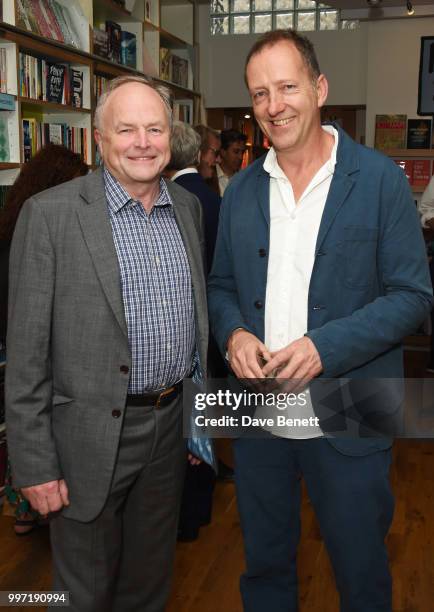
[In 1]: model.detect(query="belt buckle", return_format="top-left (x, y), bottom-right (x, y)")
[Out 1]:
top-left (156, 385), bottom-right (175, 408)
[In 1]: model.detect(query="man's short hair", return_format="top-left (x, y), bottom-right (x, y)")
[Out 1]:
top-left (194, 124), bottom-right (221, 153)
top-left (167, 121), bottom-right (201, 171)
top-left (244, 29), bottom-right (321, 87)
top-left (94, 75), bottom-right (172, 132)
top-left (220, 129), bottom-right (247, 151)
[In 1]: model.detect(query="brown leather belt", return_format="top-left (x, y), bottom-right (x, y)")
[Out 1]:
top-left (126, 380), bottom-right (183, 408)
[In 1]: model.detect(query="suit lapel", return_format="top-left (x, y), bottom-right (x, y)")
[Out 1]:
top-left (315, 126), bottom-right (359, 254)
top-left (76, 169), bottom-right (128, 337)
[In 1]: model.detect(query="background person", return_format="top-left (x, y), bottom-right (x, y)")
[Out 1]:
top-left (216, 129), bottom-right (247, 196)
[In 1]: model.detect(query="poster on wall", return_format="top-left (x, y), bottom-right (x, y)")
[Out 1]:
top-left (417, 36), bottom-right (434, 116)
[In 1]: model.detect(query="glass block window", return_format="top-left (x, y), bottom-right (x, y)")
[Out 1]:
top-left (210, 1), bottom-right (357, 35)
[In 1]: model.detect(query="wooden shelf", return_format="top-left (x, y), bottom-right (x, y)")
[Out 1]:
top-left (19, 97), bottom-right (92, 113)
top-left (384, 149), bottom-right (434, 158)
top-left (0, 163), bottom-right (20, 170)
top-left (159, 27), bottom-right (190, 48)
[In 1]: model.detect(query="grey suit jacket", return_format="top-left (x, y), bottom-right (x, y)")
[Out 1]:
top-left (5, 168), bottom-right (208, 522)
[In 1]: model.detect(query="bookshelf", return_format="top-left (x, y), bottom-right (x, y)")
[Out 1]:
top-left (385, 149), bottom-right (434, 195)
top-left (0, 0), bottom-right (200, 182)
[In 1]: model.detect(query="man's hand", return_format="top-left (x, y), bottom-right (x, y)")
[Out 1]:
top-left (262, 337), bottom-right (323, 391)
top-left (227, 329), bottom-right (271, 379)
top-left (188, 453), bottom-right (202, 466)
top-left (21, 479), bottom-right (69, 516)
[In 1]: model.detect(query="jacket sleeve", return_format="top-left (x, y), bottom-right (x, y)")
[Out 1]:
top-left (208, 185), bottom-right (255, 357)
top-left (307, 170), bottom-right (433, 377)
top-left (5, 197), bottom-right (62, 488)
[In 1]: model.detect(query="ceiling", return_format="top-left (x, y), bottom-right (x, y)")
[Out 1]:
top-left (325, 0), bottom-right (434, 6)
top-left (324, 0), bottom-right (434, 20)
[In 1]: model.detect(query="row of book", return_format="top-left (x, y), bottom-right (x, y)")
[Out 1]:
top-left (160, 48), bottom-right (190, 89)
top-left (375, 115), bottom-right (433, 150)
top-left (20, 53), bottom-right (84, 108)
top-left (16, 0), bottom-right (81, 49)
top-left (395, 159), bottom-right (432, 189)
top-left (93, 22), bottom-right (136, 68)
top-left (173, 100), bottom-right (193, 125)
top-left (94, 75), bottom-right (110, 104)
top-left (22, 118), bottom-right (88, 163)
top-left (0, 49), bottom-right (7, 95)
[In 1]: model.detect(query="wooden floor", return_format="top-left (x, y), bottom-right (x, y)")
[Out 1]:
top-left (1, 349), bottom-right (434, 611)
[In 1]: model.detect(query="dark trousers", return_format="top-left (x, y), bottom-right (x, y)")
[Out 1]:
top-left (233, 437), bottom-right (394, 612)
top-left (49, 395), bottom-right (186, 612)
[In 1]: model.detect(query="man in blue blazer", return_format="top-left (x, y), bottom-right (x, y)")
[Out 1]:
top-left (208, 30), bottom-right (433, 612)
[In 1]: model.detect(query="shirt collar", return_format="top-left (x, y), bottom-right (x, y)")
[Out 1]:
top-left (171, 167), bottom-right (198, 181)
top-left (103, 166), bottom-right (172, 213)
top-left (262, 125), bottom-right (339, 180)
top-left (216, 164), bottom-right (227, 179)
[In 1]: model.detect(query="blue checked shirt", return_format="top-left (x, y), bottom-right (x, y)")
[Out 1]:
top-left (104, 168), bottom-right (195, 393)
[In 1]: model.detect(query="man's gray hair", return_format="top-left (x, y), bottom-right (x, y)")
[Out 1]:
top-left (166, 121), bottom-right (201, 171)
top-left (94, 75), bottom-right (172, 132)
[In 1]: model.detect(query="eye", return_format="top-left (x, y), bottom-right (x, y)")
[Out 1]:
top-left (252, 90), bottom-right (266, 102)
top-left (148, 127), bottom-right (162, 134)
top-left (283, 84), bottom-right (296, 92)
top-left (119, 128), bottom-right (132, 133)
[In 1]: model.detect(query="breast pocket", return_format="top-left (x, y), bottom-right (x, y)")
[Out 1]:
top-left (343, 227), bottom-right (379, 289)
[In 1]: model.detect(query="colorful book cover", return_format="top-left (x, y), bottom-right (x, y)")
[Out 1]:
top-left (46, 62), bottom-right (65, 104)
top-left (121, 31), bottom-right (136, 68)
top-left (70, 69), bottom-right (83, 108)
top-left (159, 47), bottom-right (171, 82)
top-left (374, 115), bottom-right (407, 150)
top-left (22, 119), bottom-right (32, 162)
top-left (171, 54), bottom-right (189, 88)
top-left (0, 114), bottom-right (9, 162)
top-left (93, 28), bottom-right (109, 59)
top-left (406, 119), bottom-right (432, 149)
top-left (27, 0), bottom-right (51, 38)
top-left (106, 21), bottom-right (122, 64)
top-left (412, 160), bottom-right (431, 188)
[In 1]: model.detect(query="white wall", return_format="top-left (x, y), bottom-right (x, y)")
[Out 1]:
top-left (365, 18), bottom-right (434, 146)
top-left (197, 4), bottom-right (368, 108)
top-left (197, 6), bottom-right (434, 147)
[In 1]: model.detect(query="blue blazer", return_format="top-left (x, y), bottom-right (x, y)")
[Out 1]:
top-left (208, 126), bottom-right (433, 456)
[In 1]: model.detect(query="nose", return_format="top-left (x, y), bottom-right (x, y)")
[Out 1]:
top-left (267, 91), bottom-right (285, 117)
top-left (135, 128), bottom-right (149, 148)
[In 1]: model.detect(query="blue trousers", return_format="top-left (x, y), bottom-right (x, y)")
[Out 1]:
top-left (233, 437), bottom-right (394, 612)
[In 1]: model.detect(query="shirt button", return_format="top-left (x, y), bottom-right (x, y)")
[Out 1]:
top-left (254, 300), bottom-right (263, 309)
top-left (313, 305), bottom-right (324, 311)
top-left (112, 409), bottom-right (122, 418)
top-left (120, 365), bottom-right (129, 374)
top-left (258, 248), bottom-right (266, 257)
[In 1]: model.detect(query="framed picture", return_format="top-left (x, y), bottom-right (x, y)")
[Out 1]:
top-left (417, 36), bottom-right (434, 116)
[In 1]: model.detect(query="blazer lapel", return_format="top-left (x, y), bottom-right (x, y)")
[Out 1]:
top-left (76, 169), bottom-right (128, 337)
top-left (315, 126), bottom-right (359, 254)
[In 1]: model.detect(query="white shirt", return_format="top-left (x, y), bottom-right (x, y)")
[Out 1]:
top-left (419, 175), bottom-right (434, 228)
top-left (171, 167), bottom-right (198, 181)
top-left (216, 163), bottom-right (230, 196)
top-left (262, 125), bottom-right (338, 439)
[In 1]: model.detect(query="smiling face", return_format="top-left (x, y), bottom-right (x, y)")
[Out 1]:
top-left (246, 40), bottom-right (328, 156)
top-left (94, 82), bottom-right (171, 197)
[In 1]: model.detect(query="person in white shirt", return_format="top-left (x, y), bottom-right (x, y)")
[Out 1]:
top-left (216, 129), bottom-right (247, 195)
top-left (208, 29), bottom-right (432, 612)
top-left (419, 176), bottom-right (434, 371)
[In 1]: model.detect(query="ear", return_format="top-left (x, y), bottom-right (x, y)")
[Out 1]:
top-left (316, 74), bottom-right (329, 109)
top-left (94, 129), bottom-right (103, 157)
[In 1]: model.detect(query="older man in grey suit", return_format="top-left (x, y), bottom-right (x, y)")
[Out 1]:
top-left (6, 75), bottom-right (208, 611)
